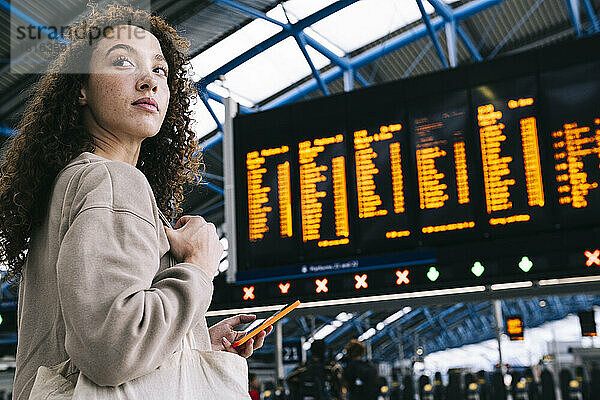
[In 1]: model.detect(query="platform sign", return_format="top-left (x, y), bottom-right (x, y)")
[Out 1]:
top-left (282, 340), bottom-right (303, 364)
top-left (506, 316), bottom-right (524, 341)
top-left (577, 310), bottom-right (597, 337)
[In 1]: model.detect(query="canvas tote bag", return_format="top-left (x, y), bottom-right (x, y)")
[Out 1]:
top-left (29, 330), bottom-right (250, 399)
top-left (29, 209), bottom-right (250, 399)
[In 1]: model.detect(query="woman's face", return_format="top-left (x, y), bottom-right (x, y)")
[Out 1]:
top-left (79, 24), bottom-right (170, 142)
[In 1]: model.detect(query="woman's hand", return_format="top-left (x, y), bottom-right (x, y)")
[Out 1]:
top-left (164, 215), bottom-right (223, 277)
top-left (208, 314), bottom-right (273, 358)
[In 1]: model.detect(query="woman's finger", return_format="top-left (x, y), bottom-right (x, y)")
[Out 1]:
top-left (173, 215), bottom-right (193, 229)
top-left (240, 339), bottom-right (254, 358)
top-left (221, 337), bottom-right (237, 354)
top-left (222, 314), bottom-right (256, 328)
top-left (253, 330), bottom-right (267, 350)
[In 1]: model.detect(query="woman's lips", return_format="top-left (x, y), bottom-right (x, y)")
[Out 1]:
top-left (132, 103), bottom-right (158, 112)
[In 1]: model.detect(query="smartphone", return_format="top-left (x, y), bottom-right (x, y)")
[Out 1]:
top-left (232, 300), bottom-right (301, 347)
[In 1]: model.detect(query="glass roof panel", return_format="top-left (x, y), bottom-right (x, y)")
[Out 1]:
top-left (309, 0), bottom-right (435, 53)
top-left (190, 18), bottom-right (282, 81)
top-left (222, 36), bottom-right (330, 104)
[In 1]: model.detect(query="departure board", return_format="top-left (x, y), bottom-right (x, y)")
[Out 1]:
top-left (246, 145), bottom-right (293, 242)
top-left (292, 97), bottom-right (354, 262)
top-left (347, 88), bottom-right (416, 251)
top-left (298, 134), bottom-right (350, 248)
top-left (352, 123), bottom-right (413, 241)
top-left (410, 91), bottom-right (478, 236)
top-left (234, 107), bottom-right (300, 271)
top-left (542, 62), bottom-right (600, 226)
top-left (471, 76), bottom-right (548, 231)
top-left (230, 34), bottom-right (600, 287)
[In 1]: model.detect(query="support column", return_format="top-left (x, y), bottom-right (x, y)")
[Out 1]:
top-left (493, 300), bottom-right (504, 372)
top-left (445, 19), bottom-right (457, 68)
top-left (276, 321), bottom-right (284, 380)
top-left (343, 65), bottom-right (354, 92)
top-left (223, 86), bottom-right (238, 283)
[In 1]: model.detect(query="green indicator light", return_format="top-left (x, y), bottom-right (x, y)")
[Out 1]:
top-left (427, 266), bottom-right (440, 282)
top-left (519, 256), bottom-right (533, 272)
top-left (471, 262), bottom-right (485, 277)
top-left (0, 314), bottom-right (3, 326)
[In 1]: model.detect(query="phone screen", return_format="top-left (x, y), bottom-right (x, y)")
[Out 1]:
top-left (232, 300), bottom-right (301, 347)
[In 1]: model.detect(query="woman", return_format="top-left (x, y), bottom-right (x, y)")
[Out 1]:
top-left (0, 4), bottom-right (269, 399)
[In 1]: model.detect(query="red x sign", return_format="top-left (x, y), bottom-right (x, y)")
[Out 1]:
top-left (315, 278), bottom-right (328, 293)
top-left (585, 249), bottom-right (600, 267)
top-left (396, 269), bottom-right (410, 285)
top-left (243, 286), bottom-right (255, 300)
top-left (278, 282), bottom-right (291, 294)
top-left (354, 274), bottom-right (368, 289)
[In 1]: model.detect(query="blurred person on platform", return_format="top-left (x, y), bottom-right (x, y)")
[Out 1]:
top-left (540, 368), bottom-right (556, 400)
top-left (249, 372), bottom-right (261, 400)
top-left (0, 4), bottom-right (271, 399)
top-left (524, 367), bottom-right (540, 400)
top-left (286, 339), bottom-right (343, 399)
top-left (342, 339), bottom-right (378, 400)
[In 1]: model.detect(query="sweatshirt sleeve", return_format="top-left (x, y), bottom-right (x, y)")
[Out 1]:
top-left (56, 161), bottom-right (214, 387)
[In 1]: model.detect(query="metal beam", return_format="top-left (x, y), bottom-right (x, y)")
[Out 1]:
top-left (325, 311), bottom-right (372, 344)
top-left (205, 89), bottom-right (254, 114)
top-left (416, 0), bottom-right (449, 68)
top-left (457, 23), bottom-right (483, 61)
top-left (202, 172), bottom-right (224, 182)
top-left (202, 181), bottom-right (224, 196)
top-left (354, 70), bottom-right (370, 87)
top-left (565, 0), bottom-right (583, 36)
top-left (445, 19), bottom-right (458, 67)
top-left (212, 0), bottom-right (288, 28)
top-left (200, 132), bottom-right (222, 151)
top-left (0, 0), bottom-right (69, 44)
top-left (343, 65), bottom-right (354, 91)
top-left (403, 40), bottom-right (434, 78)
top-left (199, 91), bottom-right (223, 133)
top-left (0, 125), bottom-right (15, 137)
top-left (194, 200), bottom-right (225, 216)
top-left (212, 0), bottom-right (353, 72)
top-left (203, 0), bottom-right (361, 84)
top-left (371, 309), bottom-right (422, 345)
top-left (426, 0), bottom-right (454, 21)
top-left (582, 0), bottom-right (600, 33)
top-left (303, 35), bottom-right (351, 69)
top-left (488, 0), bottom-right (544, 59)
top-left (294, 32), bottom-right (330, 95)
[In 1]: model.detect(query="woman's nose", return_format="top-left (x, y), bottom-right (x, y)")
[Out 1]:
top-left (136, 70), bottom-right (158, 93)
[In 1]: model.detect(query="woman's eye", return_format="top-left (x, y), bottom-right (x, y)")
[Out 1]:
top-left (113, 56), bottom-right (133, 67)
top-left (155, 66), bottom-right (168, 77)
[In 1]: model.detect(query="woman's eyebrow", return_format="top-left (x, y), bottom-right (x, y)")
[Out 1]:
top-left (105, 43), bottom-right (167, 63)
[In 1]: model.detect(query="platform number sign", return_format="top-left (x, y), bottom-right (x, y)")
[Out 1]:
top-left (282, 340), bottom-right (302, 364)
top-left (506, 316), bottom-right (524, 341)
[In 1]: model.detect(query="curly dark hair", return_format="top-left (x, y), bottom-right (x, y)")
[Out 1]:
top-left (0, 2), bottom-right (204, 280)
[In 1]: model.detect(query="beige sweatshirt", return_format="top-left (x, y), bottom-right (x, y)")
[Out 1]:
top-left (13, 151), bottom-right (214, 399)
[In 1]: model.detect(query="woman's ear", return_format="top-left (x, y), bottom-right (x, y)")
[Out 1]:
top-left (78, 87), bottom-right (87, 106)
